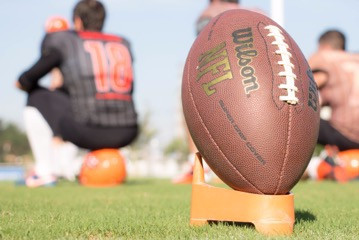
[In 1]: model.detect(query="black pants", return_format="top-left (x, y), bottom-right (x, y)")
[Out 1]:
top-left (27, 88), bottom-right (138, 150)
top-left (318, 119), bottom-right (359, 151)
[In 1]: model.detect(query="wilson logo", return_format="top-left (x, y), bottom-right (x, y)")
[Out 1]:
top-left (232, 27), bottom-right (259, 96)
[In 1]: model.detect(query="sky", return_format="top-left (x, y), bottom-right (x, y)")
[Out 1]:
top-left (1, 0), bottom-right (359, 146)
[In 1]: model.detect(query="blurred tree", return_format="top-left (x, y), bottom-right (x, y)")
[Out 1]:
top-left (126, 110), bottom-right (157, 161)
top-left (0, 120), bottom-right (31, 162)
top-left (130, 110), bottom-right (157, 150)
top-left (164, 137), bottom-right (189, 163)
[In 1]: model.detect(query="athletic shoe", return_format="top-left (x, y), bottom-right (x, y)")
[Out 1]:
top-left (16, 175), bottom-right (57, 187)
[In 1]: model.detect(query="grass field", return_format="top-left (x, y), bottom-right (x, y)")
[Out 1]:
top-left (0, 179), bottom-right (358, 239)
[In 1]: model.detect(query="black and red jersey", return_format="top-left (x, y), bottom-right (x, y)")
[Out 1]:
top-left (25, 30), bottom-right (137, 127)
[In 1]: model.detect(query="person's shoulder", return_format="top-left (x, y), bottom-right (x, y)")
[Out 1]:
top-left (308, 50), bottom-right (334, 71)
top-left (105, 32), bottom-right (131, 45)
top-left (45, 30), bottom-right (77, 39)
top-left (308, 50), bottom-right (323, 63)
top-left (344, 52), bottom-right (359, 62)
top-left (41, 30), bottom-right (75, 52)
top-left (43, 30), bottom-right (77, 45)
top-left (317, 50), bottom-right (357, 65)
top-left (77, 31), bottom-right (129, 43)
top-left (310, 50), bottom-right (338, 63)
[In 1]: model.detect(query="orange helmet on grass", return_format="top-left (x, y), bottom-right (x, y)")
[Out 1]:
top-left (337, 149), bottom-right (359, 180)
top-left (79, 149), bottom-right (127, 187)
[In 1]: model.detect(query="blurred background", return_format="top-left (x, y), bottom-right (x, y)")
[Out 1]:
top-left (1, 0), bottom-right (359, 178)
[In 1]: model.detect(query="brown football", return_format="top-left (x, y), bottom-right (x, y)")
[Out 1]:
top-left (182, 9), bottom-right (320, 195)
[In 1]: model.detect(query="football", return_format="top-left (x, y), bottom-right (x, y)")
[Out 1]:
top-left (182, 9), bottom-right (320, 195)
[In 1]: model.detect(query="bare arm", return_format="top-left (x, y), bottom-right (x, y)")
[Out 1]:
top-left (312, 69), bottom-right (329, 90)
top-left (16, 47), bottom-right (62, 93)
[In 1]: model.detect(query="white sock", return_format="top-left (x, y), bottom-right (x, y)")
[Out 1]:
top-left (24, 107), bottom-right (54, 177)
top-left (306, 157), bottom-right (322, 180)
top-left (52, 142), bottom-right (83, 181)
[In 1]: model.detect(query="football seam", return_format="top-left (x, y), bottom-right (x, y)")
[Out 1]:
top-left (288, 38), bottom-right (305, 114)
top-left (275, 105), bottom-right (293, 194)
top-left (186, 53), bottom-right (263, 194)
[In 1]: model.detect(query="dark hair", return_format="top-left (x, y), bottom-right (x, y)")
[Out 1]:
top-left (319, 30), bottom-right (346, 50)
top-left (73, 0), bottom-right (106, 31)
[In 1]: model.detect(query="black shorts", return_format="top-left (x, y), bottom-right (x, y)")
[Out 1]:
top-left (27, 87), bottom-right (138, 150)
top-left (318, 119), bottom-right (359, 151)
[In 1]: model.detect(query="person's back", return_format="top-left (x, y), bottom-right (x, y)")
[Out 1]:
top-left (16, 0), bottom-right (138, 186)
top-left (310, 50), bottom-right (359, 142)
top-left (297, 30), bottom-right (359, 182)
top-left (43, 30), bottom-right (137, 127)
top-left (309, 29), bottom-right (359, 147)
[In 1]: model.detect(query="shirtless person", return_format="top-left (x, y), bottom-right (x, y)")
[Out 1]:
top-left (306, 30), bottom-right (359, 181)
top-left (309, 30), bottom-right (359, 150)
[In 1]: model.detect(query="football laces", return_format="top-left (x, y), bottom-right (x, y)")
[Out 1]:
top-left (265, 25), bottom-right (298, 105)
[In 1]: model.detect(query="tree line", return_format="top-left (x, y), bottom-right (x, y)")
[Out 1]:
top-left (0, 120), bottom-right (31, 162)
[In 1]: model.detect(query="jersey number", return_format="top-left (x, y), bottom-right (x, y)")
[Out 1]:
top-left (84, 41), bottom-right (133, 94)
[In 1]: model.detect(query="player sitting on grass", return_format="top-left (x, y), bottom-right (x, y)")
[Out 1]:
top-left (306, 145), bottom-right (359, 182)
top-left (16, 0), bottom-right (138, 187)
top-left (306, 30), bottom-right (359, 182)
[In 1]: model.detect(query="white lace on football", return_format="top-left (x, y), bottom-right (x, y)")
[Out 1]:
top-left (265, 25), bottom-right (298, 105)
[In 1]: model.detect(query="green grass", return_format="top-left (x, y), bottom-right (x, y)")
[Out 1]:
top-left (0, 179), bottom-right (358, 239)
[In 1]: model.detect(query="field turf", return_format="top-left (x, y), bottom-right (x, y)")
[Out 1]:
top-left (0, 179), bottom-right (358, 239)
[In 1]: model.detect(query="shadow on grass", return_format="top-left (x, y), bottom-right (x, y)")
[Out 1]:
top-left (208, 221), bottom-right (255, 229)
top-left (124, 178), bottom-right (165, 186)
top-left (295, 209), bottom-right (316, 223)
top-left (202, 210), bottom-right (316, 229)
